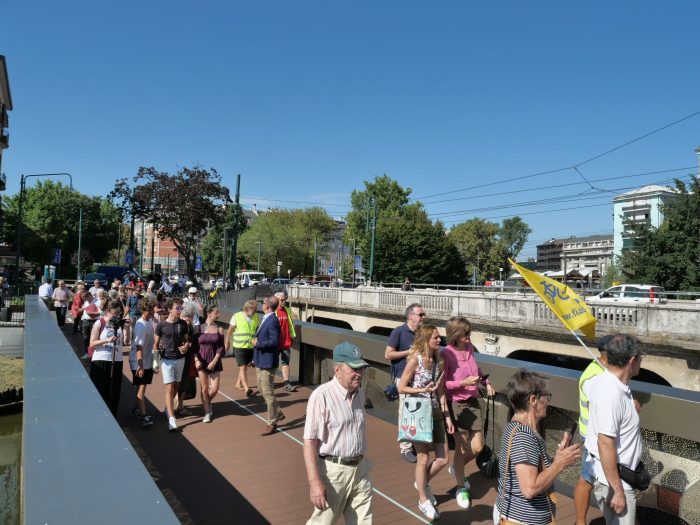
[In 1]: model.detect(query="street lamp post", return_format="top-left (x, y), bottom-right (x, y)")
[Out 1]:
top-left (15, 172), bottom-right (73, 280)
top-left (255, 241), bottom-right (262, 271)
top-left (499, 267), bottom-right (504, 291)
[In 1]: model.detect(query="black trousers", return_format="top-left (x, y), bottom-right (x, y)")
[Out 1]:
top-left (55, 306), bottom-right (67, 326)
top-left (82, 319), bottom-right (97, 355)
top-left (89, 360), bottom-right (123, 417)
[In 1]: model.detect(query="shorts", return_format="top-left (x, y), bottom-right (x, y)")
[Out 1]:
top-left (580, 444), bottom-right (594, 483)
top-left (449, 398), bottom-right (483, 433)
top-left (432, 407), bottom-right (448, 444)
top-left (161, 358), bottom-right (185, 384)
top-left (280, 348), bottom-right (291, 366)
top-left (234, 347), bottom-right (253, 366)
top-left (131, 368), bottom-right (154, 385)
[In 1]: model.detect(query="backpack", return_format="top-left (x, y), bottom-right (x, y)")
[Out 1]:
top-left (87, 318), bottom-right (107, 358)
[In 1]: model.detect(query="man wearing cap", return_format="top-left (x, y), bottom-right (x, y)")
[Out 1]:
top-left (303, 342), bottom-right (372, 524)
top-left (274, 291), bottom-right (297, 392)
top-left (183, 286), bottom-right (203, 326)
top-left (574, 335), bottom-right (611, 525)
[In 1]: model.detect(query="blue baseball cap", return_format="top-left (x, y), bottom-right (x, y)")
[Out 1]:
top-left (333, 342), bottom-right (369, 369)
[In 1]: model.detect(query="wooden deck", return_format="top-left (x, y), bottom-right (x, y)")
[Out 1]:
top-left (63, 326), bottom-right (601, 524)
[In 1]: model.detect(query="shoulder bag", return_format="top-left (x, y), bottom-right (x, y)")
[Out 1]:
top-left (397, 359), bottom-right (436, 443)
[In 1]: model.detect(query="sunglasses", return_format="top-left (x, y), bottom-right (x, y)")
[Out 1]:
top-left (174, 306), bottom-right (183, 311)
top-left (413, 312), bottom-right (426, 318)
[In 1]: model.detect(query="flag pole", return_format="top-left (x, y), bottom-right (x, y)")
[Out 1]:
top-left (570, 329), bottom-right (604, 369)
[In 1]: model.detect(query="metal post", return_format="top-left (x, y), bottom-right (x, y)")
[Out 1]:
top-left (139, 220), bottom-right (145, 275)
top-left (77, 207), bottom-right (83, 280)
top-left (228, 174), bottom-right (241, 287)
top-left (222, 228), bottom-right (228, 285)
top-left (313, 236), bottom-right (317, 281)
top-left (352, 238), bottom-right (356, 288)
top-left (128, 212), bottom-right (135, 272)
top-left (256, 241), bottom-right (262, 271)
top-left (116, 222), bottom-right (121, 266)
top-left (369, 198), bottom-right (376, 285)
top-left (150, 222), bottom-right (156, 274)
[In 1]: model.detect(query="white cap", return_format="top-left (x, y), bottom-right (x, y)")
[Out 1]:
top-left (188, 287), bottom-right (198, 294)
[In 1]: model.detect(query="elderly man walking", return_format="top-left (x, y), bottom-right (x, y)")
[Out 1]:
top-left (51, 280), bottom-right (71, 326)
top-left (304, 342), bottom-right (372, 525)
top-left (584, 334), bottom-right (644, 525)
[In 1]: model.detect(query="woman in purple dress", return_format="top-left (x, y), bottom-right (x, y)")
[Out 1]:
top-left (194, 304), bottom-right (225, 423)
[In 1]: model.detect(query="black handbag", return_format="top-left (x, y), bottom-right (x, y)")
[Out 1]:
top-left (618, 461), bottom-right (651, 491)
top-left (476, 395), bottom-right (499, 478)
top-left (384, 382), bottom-right (399, 401)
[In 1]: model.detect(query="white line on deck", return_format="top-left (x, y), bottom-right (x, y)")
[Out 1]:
top-left (218, 389), bottom-right (431, 524)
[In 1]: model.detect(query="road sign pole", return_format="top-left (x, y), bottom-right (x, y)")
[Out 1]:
top-left (77, 207), bottom-right (83, 280)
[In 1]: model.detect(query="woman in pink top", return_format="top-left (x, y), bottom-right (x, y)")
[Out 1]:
top-left (441, 316), bottom-right (495, 509)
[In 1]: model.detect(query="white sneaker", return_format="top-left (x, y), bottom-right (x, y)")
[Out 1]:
top-left (455, 487), bottom-right (471, 509)
top-left (203, 412), bottom-right (212, 424)
top-left (418, 499), bottom-right (439, 521)
top-left (413, 481), bottom-right (437, 506)
top-left (168, 416), bottom-right (177, 431)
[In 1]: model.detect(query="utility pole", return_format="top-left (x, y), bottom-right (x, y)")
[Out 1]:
top-left (351, 238), bottom-right (356, 288)
top-left (76, 207), bottom-right (83, 280)
top-left (256, 241), bottom-right (262, 271)
top-left (222, 228), bottom-right (228, 285)
top-left (313, 236), bottom-right (317, 281)
top-left (228, 174), bottom-right (241, 287)
top-left (128, 211), bottom-right (135, 272)
top-left (139, 220), bottom-right (145, 275)
top-left (116, 222), bottom-right (122, 266)
top-left (369, 197), bottom-right (377, 285)
top-left (150, 222), bottom-right (156, 274)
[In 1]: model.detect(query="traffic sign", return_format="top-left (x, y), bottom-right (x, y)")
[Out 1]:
top-left (328, 266), bottom-right (334, 275)
top-left (125, 249), bottom-right (135, 265)
top-left (195, 255), bottom-right (203, 271)
top-left (354, 255), bottom-right (362, 270)
top-left (52, 248), bottom-right (61, 264)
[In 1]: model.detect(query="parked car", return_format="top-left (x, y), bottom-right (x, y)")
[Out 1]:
top-left (586, 284), bottom-right (668, 305)
top-left (84, 272), bottom-right (108, 287)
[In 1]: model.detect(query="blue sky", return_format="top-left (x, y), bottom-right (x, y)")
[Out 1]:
top-left (3, 0), bottom-right (699, 259)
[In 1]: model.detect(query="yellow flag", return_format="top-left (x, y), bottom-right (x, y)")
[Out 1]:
top-left (509, 259), bottom-right (596, 339)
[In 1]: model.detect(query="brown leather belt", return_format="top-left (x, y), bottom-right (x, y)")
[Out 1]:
top-left (320, 455), bottom-right (363, 466)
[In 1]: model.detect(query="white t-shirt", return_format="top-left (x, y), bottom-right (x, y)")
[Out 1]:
top-left (583, 370), bottom-right (642, 490)
top-left (89, 285), bottom-right (103, 297)
top-left (130, 317), bottom-right (155, 370)
top-left (91, 319), bottom-right (123, 363)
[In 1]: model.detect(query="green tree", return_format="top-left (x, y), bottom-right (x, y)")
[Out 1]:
top-left (236, 208), bottom-right (336, 278)
top-left (110, 166), bottom-right (231, 281)
top-left (447, 218), bottom-right (500, 283)
top-left (198, 204), bottom-right (248, 276)
top-left (345, 175), bottom-right (465, 283)
top-left (498, 217), bottom-right (532, 266)
top-left (2, 180), bottom-right (123, 278)
top-left (619, 177), bottom-right (700, 290)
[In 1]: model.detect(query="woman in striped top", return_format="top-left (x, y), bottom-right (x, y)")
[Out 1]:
top-left (398, 324), bottom-right (454, 521)
top-left (495, 370), bottom-right (580, 525)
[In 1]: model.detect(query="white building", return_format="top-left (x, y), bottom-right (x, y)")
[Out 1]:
top-left (561, 234), bottom-right (614, 273)
top-left (612, 185), bottom-right (678, 259)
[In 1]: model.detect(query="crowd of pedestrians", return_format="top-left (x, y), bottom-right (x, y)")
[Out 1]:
top-left (50, 277), bottom-right (645, 524)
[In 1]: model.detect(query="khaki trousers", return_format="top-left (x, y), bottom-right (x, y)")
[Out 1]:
top-left (256, 368), bottom-right (281, 424)
top-left (593, 480), bottom-right (636, 525)
top-left (307, 457), bottom-right (373, 525)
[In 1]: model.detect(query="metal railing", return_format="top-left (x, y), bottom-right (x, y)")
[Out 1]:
top-left (294, 321), bottom-right (700, 524)
top-left (23, 297), bottom-right (179, 524)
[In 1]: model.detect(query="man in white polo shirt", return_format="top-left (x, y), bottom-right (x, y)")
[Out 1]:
top-left (583, 334), bottom-right (643, 525)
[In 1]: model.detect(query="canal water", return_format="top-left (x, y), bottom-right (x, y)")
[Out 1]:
top-left (0, 413), bottom-right (21, 524)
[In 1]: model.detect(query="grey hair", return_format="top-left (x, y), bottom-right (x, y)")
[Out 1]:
top-left (605, 334), bottom-right (643, 368)
top-left (181, 302), bottom-right (197, 318)
top-left (107, 289), bottom-right (118, 299)
top-left (405, 302), bottom-right (423, 319)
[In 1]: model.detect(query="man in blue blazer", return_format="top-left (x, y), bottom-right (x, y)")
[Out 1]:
top-left (253, 295), bottom-right (284, 435)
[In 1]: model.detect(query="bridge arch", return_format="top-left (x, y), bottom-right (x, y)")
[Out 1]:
top-left (308, 316), bottom-right (353, 330)
top-left (506, 350), bottom-right (671, 387)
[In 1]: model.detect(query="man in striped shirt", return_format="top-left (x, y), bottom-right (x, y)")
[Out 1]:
top-left (303, 342), bottom-right (372, 524)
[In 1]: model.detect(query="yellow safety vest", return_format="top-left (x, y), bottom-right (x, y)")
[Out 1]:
top-left (231, 311), bottom-right (259, 349)
top-left (284, 306), bottom-right (296, 339)
top-left (578, 360), bottom-right (605, 438)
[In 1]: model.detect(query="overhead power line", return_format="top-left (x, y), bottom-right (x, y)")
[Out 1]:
top-left (413, 110), bottom-right (700, 201)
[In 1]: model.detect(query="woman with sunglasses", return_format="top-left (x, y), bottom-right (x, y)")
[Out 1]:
top-left (495, 369), bottom-right (581, 525)
top-left (442, 316), bottom-right (495, 509)
top-left (398, 324), bottom-right (454, 521)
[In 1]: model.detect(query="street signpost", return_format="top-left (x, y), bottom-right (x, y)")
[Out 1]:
top-left (52, 248), bottom-right (61, 264)
top-left (195, 255), bottom-right (203, 271)
top-left (328, 266), bottom-right (334, 275)
top-left (125, 249), bottom-right (135, 265)
top-left (354, 255), bottom-right (362, 270)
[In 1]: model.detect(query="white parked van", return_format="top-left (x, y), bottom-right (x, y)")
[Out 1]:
top-left (237, 271), bottom-right (266, 285)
